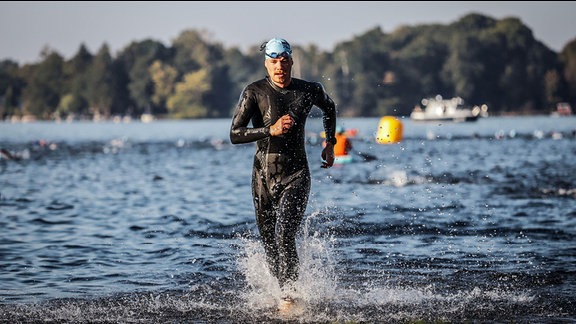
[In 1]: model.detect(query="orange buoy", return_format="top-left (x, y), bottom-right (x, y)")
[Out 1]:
top-left (376, 116), bottom-right (403, 144)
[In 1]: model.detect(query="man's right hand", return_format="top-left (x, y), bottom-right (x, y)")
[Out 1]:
top-left (270, 114), bottom-right (294, 136)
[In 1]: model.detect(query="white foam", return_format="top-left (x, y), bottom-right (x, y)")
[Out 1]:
top-left (235, 210), bottom-right (537, 321)
top-left (235, 210), bottom-right (340, 310)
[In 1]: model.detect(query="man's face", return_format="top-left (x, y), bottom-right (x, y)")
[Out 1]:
top-left (265, 56), bottom-right (293, 88)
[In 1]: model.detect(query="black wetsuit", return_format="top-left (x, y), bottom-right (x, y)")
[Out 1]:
top-left (230, 76), bottom-right (336, 287)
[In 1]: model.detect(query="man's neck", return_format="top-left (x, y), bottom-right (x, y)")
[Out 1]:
top-left (267, 76), bottom-right (292, 89)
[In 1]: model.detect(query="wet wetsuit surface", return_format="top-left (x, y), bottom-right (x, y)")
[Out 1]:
top-left (230, 76), bottom-right (336, 287)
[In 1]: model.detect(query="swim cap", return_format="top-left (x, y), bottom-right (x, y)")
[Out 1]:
top-left (336, 125), bottom-right (344, 134)
top-left (263, 38), bottom-right (292, 59)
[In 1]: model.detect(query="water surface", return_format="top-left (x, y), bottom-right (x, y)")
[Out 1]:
top-left (1, 116), bottom-right (575, 322)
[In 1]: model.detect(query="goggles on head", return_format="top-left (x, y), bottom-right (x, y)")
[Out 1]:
top-left (265, 52), bottom-right (291, 59)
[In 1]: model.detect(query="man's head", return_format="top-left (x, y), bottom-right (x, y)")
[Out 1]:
top-left (263, 38), bottom-right (292, 59)
top-left (262, 38), bottom-right (293, 88)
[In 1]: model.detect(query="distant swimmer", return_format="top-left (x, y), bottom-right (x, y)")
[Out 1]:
top-left (1, 148), bottom-right (19, 161)
top-left (230, 37), bottom-right (338, 302)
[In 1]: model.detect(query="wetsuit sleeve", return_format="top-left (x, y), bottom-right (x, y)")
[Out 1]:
top-left (313, 82), bottom-right (337, 144)
top-left (230, 87), bottom-right (270, 144)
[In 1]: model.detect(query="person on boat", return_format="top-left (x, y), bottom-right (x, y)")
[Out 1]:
top-left (229, 38), bottom-right (337, 299)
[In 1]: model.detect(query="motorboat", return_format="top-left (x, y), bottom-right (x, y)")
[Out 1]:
top-left (410, 95), bottom-right (488, 122)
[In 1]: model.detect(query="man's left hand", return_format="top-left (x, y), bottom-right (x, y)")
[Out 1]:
top-left (321, 143), bottom-right (335, 168)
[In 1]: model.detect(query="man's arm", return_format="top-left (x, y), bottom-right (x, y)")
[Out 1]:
top-left (230, 88), bottom-right (271, 144)
top-left (312, 82), bottom-right (337, 146)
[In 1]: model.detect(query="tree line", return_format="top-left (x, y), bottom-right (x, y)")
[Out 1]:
top-left (1, 13), bottom-right (575, 121)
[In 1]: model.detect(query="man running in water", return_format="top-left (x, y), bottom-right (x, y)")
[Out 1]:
top-left (230, 38), bottom-right (337, 298)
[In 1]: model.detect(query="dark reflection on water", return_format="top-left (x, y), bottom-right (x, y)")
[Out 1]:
top-left (1, 116), bottom-right (575, 322)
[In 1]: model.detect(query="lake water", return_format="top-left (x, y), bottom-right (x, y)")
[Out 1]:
top-left (1, 116), bottom-right (575, 323)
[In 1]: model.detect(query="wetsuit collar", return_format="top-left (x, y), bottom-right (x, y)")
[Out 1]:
top-left (266, 76), bottom-right (292, 93)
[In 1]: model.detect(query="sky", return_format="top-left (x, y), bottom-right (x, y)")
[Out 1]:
top-left (1, 1), bottom-right (575, 65)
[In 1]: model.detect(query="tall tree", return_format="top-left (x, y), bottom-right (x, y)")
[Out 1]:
top-left (0, 60), bottom-right (24, 119)
top-left (560, 38), bottom-right (576, 103)
top-left (58, 43), bottom-right (93, 118)
top-left (171, 29), bottom-right (233, 117)
top-left (20, 49), bottom-right (64, 118)
top-left (85, 44), bottom-right (116, 119)
top-left (167, 68), bottom-right (210, 118)
top-left (149, 60), bottom-right (177, 113)
top-left (117, 39), bottom-right (170, 115)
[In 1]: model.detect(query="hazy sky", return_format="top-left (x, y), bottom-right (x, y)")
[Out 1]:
top-left (1, 1), bottom-right (575, 65)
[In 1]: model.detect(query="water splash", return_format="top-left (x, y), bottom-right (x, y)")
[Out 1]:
top-left (294, 210), bottom-right (340, 304)
top-left (235, 210), bottom-right (339, 311)
top-left (232, 208), bottom-right (548, 322)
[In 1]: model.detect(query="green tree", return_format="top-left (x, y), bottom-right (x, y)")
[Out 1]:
top-left (149, 60), bottom-right (177, 113)
top-left (167, 68), bottom-right (210, 118)
top-left (171, 29), bottom-right (217, 72)
top-left (117, 39), bottom-right (170, 115)
top-left (58, 43), bottom-right (93, 119)
top-left (85, 44), bottom-right (116, 119)
top-left (560, 38), bottom-right (576, 103)
top-left (20, 48), bottom-right (64, 118)
top-left (56, 93), bottom-right (86, 119)
top-left (1, 14), bottom-right (573, 119)
top-left (0, 60), bottom-right (24, 119)
top-left (543, 69), bottom-right (563, 108)
top-left (171, 29), bottom-right (234, 117)
top-left (223, 46), bottom-right (262, 115)
top-left (390, 24), bottom-right (450, 113)
top-left (332, 27), bottom-right (391, 116)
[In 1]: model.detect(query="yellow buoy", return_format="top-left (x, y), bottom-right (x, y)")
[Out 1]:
top-left (376, 116), bottom-right (403, 144)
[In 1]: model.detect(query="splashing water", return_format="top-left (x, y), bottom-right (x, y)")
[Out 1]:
top-left (235, 210), bottom-right (340, 312)
top-left (234, 208), bottom-right (547, 323)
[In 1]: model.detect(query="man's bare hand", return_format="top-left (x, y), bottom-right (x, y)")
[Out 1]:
top-left (270, 114), bottom-right (294, 136)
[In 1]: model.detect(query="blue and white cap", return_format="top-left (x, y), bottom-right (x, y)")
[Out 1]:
top-left (263, 38), bottom-right (292, 59)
